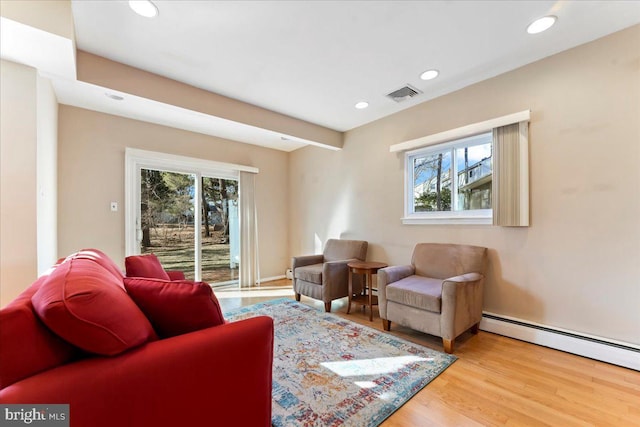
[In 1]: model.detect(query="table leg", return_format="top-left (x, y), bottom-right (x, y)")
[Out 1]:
top-left (361, 274), bottom-right (367, 313)
top-left (347, 268), bottom-right (352, 314)
top-left (367, 272), bottom-right (373, 321)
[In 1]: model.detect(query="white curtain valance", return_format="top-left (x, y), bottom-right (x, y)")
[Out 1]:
top-left (390, 110), bottom-right (530, 153)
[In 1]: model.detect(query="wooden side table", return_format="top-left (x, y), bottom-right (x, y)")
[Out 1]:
top-left (347, 261), bottom-right (388, 321)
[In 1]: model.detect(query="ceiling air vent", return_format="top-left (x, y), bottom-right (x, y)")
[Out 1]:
top-left (386, 84), bottom-right (422, 103)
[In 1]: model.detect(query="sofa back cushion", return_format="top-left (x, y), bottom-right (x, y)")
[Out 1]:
top-left (124, 277), bottom-right (225, 338)
top-left (323, 239), bottom-right (368, 262)
top-left (32, 256), bottom-right (157, 356)
top-left (125, 254), bottom-right (171, 281)
top-left (0, 276), bottom-right (79, 390)
top-left (412, 243), bottom-right (488, 279)
top-left (66, 248), bottom-right (125, 282)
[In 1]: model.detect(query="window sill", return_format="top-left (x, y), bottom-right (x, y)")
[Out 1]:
top-left (401, 214), bottom-right (492, 225)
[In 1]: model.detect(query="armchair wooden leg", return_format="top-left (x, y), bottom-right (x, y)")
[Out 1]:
top-left (443, 338), bottom-right (454, 354)
top-left (295, 293), bottom-right (301, 302)
top-left (470, 322), bottom-right (480, 334)
top-left (324, 302), bottom-right (332, 312)
top-left (382, 319), bottom-right (391, 331)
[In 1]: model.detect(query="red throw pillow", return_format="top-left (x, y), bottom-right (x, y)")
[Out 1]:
top-left (71, 248), bottom-right (125, 282)
top-left (125, 254), bottom-right (171, 280)
top-left (124, 277), bottom-right (225, 338)
top-left (32, 257), bottom-right (157, 356)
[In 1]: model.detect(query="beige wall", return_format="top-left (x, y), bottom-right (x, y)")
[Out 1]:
top-left (58, 106), bottom-right (290, 279)
top-left (289, 26), bottom-right (640, 345)
top-left (0, 0), bottom-right (75, 42)
top-left (0, 60), bottom-right (38, 306)
top-left (36, 75), bottom-right (58, 275)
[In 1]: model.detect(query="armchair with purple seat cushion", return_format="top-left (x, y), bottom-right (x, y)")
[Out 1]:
top-left (291, 239), bottom-right (368, 312)
top-left (378, 243), bottom-right (488, 354)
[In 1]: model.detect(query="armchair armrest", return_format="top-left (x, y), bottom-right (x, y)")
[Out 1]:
top-left (377, 265), bottom-right (414, 319)
top-left (292, 254), bottom-right (324, 270)
top-left (322, 259), bottom-right (354, 283)
top-left (443, 272), bottom-right (483, 284)
top-left (166, 270), bottom-right (186, 281)
top-left (378, 265), bottom-right (415, 286)
top-left (0, 316), bottom-right (274, 427)
top-left (441, 272), bottom-right (485, 340)
top-left (323, 259), bottom-right (358, 299)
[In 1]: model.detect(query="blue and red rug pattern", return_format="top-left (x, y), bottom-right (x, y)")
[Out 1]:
top-left (225, 298), bottom-right (456, 427)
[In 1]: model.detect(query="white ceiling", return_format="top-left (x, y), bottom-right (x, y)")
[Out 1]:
top-left (3, 2), bottom-right (638, 151)
top-left (70, 0), bottom-right (640, 134)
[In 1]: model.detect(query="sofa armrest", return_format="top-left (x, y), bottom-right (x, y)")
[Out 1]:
top-left (166, 270), bottom-right (186, 281)
top-left (0, 316), bottom-right (274, 427)
top-left (441, 273), bottom-right (485, 340)
top-left (292, 254), bottom-right (324, 270)
top-left (377, 265), bottom-right (415, 319)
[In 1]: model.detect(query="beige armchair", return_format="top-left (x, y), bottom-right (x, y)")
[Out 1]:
top-left (378, 243), bottom-right (488, 353)
top-left (292, 239), bottom-right (368, 312)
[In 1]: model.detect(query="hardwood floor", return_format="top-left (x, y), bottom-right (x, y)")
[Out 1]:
top-left (216, 280), bottom-right (640, 426)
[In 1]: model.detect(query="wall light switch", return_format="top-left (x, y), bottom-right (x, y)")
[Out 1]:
top-left (110, 201), bottom-right (118, 212)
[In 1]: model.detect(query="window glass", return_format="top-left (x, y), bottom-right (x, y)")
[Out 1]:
top-left (413, 151), bottom-right (452, 212)
top-left (455, 142), bottom-right (492, 210)
top-left (406, 132), bottom-right (492, 220)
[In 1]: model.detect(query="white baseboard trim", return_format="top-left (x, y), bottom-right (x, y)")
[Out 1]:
top-left (480, 312), bottom-right (640, 371)
top-left (259, 275), bottom-right (286, 283)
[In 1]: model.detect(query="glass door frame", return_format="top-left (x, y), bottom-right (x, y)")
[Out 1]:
top-left (124, 148), bottom-right (258, 281)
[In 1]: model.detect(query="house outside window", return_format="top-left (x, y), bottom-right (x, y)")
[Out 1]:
top-left (405, 132), bottom-right (493, 224)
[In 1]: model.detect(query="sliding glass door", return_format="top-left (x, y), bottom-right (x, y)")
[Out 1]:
top-left (200, 177), bottom-right (239, 283)
top-left (126, 148), bottom-right (260, 287)
top-left (138, 168), bottom-right (239, 285)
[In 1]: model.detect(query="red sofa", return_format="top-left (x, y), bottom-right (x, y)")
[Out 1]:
top-left (0, 250), bottom-right (274, 427)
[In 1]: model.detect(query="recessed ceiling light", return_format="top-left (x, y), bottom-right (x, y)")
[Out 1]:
top-left (129, 0), bottom-right (158, 18)
top-left (105, 93), bottom-right (124, 101)
top-left (527, 16), bottom-right (556, 34)
top-left (420, 69), bottom-right (439, 81)
top-left (355, 101), bottom-right (369, 109)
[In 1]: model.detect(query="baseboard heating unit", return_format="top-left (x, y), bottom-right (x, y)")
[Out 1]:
top-left (480, 312), bottom-right (640, 371)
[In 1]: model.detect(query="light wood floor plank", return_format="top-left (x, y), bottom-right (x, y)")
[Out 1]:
top-left (443, 364), bottom-right (605, 427)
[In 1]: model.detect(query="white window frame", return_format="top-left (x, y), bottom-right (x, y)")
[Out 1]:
top-left (404, 132), bottom-right (493, 225)
top-left (394, 110), bottom-right (530, 226)
top-left (124, 148), bottom-right (258, 280)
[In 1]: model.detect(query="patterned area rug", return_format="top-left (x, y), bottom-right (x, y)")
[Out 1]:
top-left (224, 298), bottom-right (456, 427)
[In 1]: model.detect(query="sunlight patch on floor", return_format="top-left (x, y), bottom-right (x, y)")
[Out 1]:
top-left (215, 287), bottom-right (295, 299)
top-left (321, 355), bottom-right (431, 377)
top-left (354, 381), bottom-right (378, 389)
top-left (376, 392), bottom-right (398, 401)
